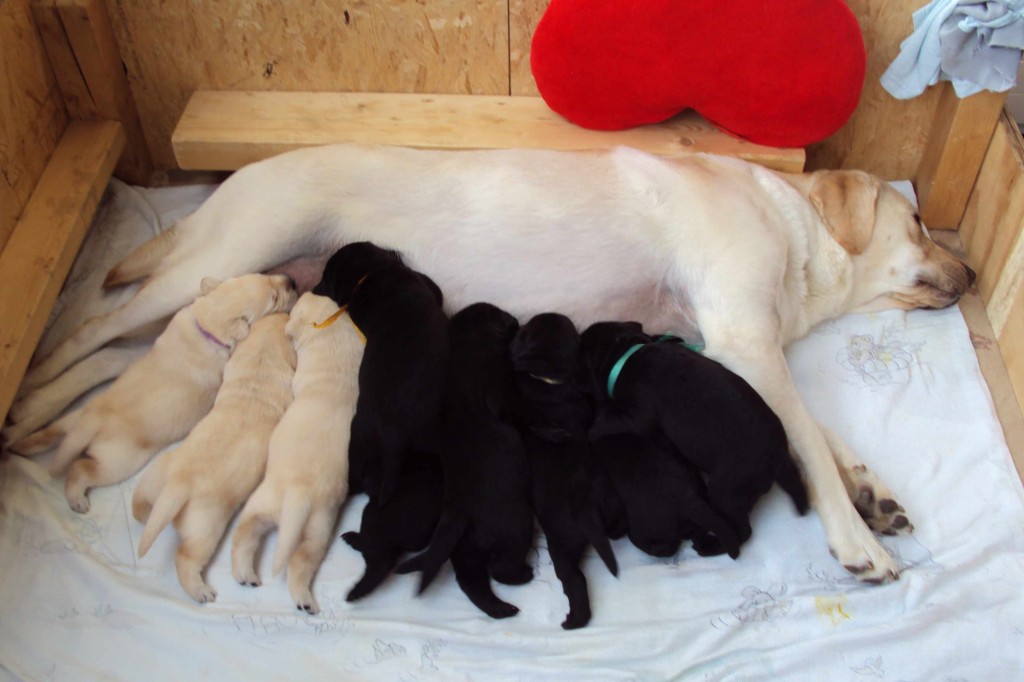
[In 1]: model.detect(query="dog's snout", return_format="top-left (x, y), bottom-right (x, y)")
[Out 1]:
top-left (965, 264), bottom-right (977, 288)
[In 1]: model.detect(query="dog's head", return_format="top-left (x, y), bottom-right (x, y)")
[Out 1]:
top-left (192, 273), bottom-right (296, 349)
top-left (312, 242), bottom-right (405, 305)
top-left (451, 302), bottom-right (521, 348)
top-left (579, 321), bottom-right (650, 398)
top-left (806, 170), bottom-right (976, 312)
top-left (285, 291), bottom-right (341, 347)
top-left (510, 313), bottom-right (592, 441)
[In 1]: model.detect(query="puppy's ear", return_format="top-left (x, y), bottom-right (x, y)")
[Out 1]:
top-left (808, 171), bottom-right (879, 255)
top-left (200, 277), bottom-right (222, 296)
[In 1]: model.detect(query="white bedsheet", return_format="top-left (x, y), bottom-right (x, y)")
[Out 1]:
top-left (2, 180), bottom-right (1023, 681)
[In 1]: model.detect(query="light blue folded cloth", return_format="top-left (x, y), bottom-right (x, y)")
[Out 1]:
top-left (881, 0), bottom-right (1024, 99)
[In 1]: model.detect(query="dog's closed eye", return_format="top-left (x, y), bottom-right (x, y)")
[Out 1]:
top-left (529, 373), bottom-right (564, 385)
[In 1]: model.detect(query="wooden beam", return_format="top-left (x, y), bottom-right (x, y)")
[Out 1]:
top-left (0, 120), bottom-right (124, 422)
top-left (32, 0), bottom-right (152, 185)
top-left (914, 82), bottom-right (1007, 228)
top-left (172, 91), bottom-right (806, 173)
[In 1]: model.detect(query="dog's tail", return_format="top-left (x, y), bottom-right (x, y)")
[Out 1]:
top-left (578, 505), bottom-right (619, 577)
top-left (104, 227), bottom-right (177, 289)
top-left (272, 489), bottom-right (312, 576)
top-left (776, 450), bottom-right (810, 516)
top-left (394, 511), bottom-right (468, 593)
top-left (138, 483), bottom-right (189, 558)
top-left (343, 538), bottom-right (400, 602)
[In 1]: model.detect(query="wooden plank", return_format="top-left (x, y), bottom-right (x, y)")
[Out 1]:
top-left (960, 111), bottom-right (1024, 335)
top-left (807, 0), bottom-right (943, 178)
top-left (997, 287), bottom-right (1024, 456)
top-left (914, 83), bottom-right (1007, 228)
top-left (34, 0), bottom-right (152, 184)
top-left (0, 0), bottom-right (69, 253)
top-left (0, 120), bottom-right (125, 422)
top-left (31, 1), bottom-right (98, 118)
top-left (103, 0), bottom-right (510, 169)
top-left (172, 91), bottom-right (806, 173)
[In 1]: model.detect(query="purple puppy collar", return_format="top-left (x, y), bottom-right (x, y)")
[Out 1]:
top-left (195, 319), bottom-right (231, 350)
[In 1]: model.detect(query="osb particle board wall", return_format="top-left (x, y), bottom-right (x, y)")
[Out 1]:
top-left (104, 0), bottom-right (939, 178)
top-left (0, 0), bottom-right (69, 253)
top-left (105, 0), bottom-right (529, 169)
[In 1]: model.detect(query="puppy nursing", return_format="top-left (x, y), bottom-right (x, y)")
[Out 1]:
top-left (314, 242), bottom-right (450, 600)
top-left (231, 293), bottom-right (364, 614)
top-left (397, 303), bottom-right (534, 619)
top-left (7, 274), bottom-right (295, 513)
top-left (132, 313), bottom-right (296, 603)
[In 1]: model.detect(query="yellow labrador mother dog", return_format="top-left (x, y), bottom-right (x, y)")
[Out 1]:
top-left (14, 145), bottom-right (974, 582)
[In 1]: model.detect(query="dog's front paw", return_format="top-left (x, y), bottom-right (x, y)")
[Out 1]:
top-left (829, 531), bottom-right (899, 584)
top-left (846, 465), bottom-right (913, 536)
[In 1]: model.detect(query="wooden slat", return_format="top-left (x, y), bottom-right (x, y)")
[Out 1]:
top-left (33, 0), bottom-right (152, 184)
top-left (960, 111), bottom-right (1024, 335)
top-left (172, 91), bottom-right (806, 173)
top-left (31, 1), bottom-right (98, 118)
top-left (0, 120), bottom-right (125, 421)
top-left (914, 83), bottom-right (1007, 228)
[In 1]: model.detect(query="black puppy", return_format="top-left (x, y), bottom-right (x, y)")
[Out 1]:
top-left (581, 322), bottom-right (808, 552)
top-left (342, 448), bottom-right (443, 601)
top-left (509, 313), bottom-right (617, 630)
top-left (313, 242), bottom-right (449, 502)
top-left (590, 431), bottom-right (741, 559)
top-left (397, 303), bottom-right (534, 619)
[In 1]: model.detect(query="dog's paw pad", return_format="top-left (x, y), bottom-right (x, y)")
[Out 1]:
top-left (845, 467), bottom-right (913, 535)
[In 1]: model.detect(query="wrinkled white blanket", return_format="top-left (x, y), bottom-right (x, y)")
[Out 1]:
top-left (1, 180), bottom-right (1023, 681)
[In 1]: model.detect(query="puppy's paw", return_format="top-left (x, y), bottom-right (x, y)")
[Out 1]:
top-left (66, 492), bottom-right (90, 514)
top-left (233, 565), bottom-right (261, 588)
top-left (293, 593), bottom-right (319, 615)
top-left (188, 583), bottom-right (218, 604)
top-left (481, 601), bottom-right (519, 620)
top-left (846, 465), bottom-right (913, 536)
top-left (561, 608), bottom-right (591, 630)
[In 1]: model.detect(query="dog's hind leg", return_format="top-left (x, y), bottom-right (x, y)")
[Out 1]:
top-left (4, 343), bottom-right (150, 444)
top-left (104, 227), bottom-right (178, 289)
top-left (286, 506), bottom-right (337, 614)
top-left (66, 439), bottom-right (154, 514)
top-left (547, 538), bottom-right (592, 630)
top-left (450, 540), bottom-right (519, 619)
top-left (22, 249), bottom-right (247, 391)
top-left (231, 513), bottom-right (275, 587)
top-left (175, 505), bottom-right (230, 604)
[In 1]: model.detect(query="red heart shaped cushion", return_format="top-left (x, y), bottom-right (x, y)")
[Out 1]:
top-left (530, 0), bottom-right (866, 148)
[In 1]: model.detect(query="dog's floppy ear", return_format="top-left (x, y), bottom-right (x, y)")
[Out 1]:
top-left (808, 170), bottom-right (879, 255)
top-left (421, 274), bottom-right (444, 307)
top-left (200, 277), bottom-right (222, 296)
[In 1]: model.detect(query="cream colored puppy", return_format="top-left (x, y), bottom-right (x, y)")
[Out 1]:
top-left (231, 293), bottom-right (364, 614)
top-left (8, 274), bottom-right (295, 513)
top-left (133, 313), bottom-right (296, 604)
